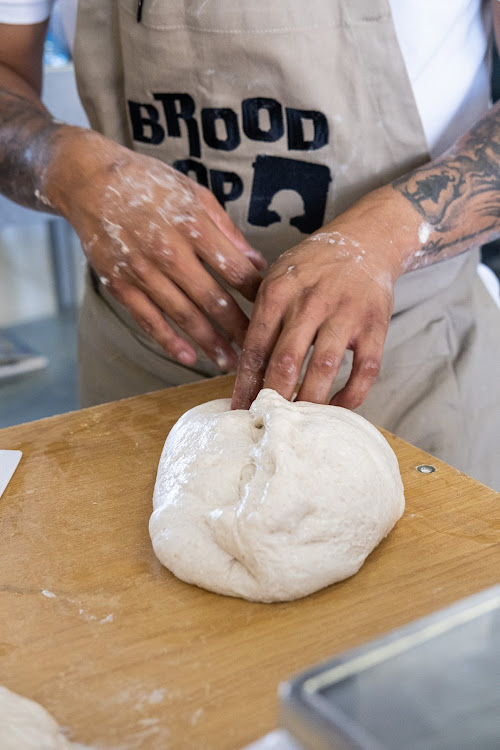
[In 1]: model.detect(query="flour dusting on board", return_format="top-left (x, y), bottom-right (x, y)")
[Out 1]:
top-left (39, 590), bottom-right (114, 624)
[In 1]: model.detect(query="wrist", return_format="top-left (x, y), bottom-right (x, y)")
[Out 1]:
top-left (325, 184), bottom-right (423, 282)
top-left (44, 126), bottom-right (115, 219)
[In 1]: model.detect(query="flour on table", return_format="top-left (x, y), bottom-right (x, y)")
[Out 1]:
top-left (150, 389), bottom-right (405, 602)
top-left (0, 686), bottom-right (80, 749)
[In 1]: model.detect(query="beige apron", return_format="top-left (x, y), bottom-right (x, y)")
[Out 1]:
top-left (74, 0), bottom-right (500, 489)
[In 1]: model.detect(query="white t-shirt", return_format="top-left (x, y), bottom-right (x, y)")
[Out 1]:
top-left (0, 0), bottom-right (493, 157)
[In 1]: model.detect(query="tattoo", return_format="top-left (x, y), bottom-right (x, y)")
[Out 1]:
top-left (0, 87), bottom-right (64, 212)
top-left (393, 100), bottom-right (500, 257)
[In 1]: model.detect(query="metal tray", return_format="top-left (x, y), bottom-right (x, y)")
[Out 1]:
top-left (280, 585), bottom-right (500, 750)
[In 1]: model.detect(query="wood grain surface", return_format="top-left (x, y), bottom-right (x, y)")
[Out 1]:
top-left (0, 375), bottom-right (499, 749)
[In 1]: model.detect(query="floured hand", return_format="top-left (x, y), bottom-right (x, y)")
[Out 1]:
top-left (46, 128), bottom-right (266, 371)
top-left (232, 188), bottom-right (405, 409)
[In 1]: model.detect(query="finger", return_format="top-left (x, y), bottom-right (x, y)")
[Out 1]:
top-left (153, 241), bottom-right (250, 348)
top-left (295, 320), bottom-right (352, 404)
top-left (146, 270), bottom-right (240, 372)
top-left (116, 285), bottom-right (197, 366)
top-left (184, 267), bottom-right (250, 349)
top-left (119, 268), bottom-right (239, 372)
top-left (329, 326), bottom-right (386, 410)
top-left (200, 188), bottom-right (267, 270)
top-left (231, 291), bottom-right (284, 409)
top-left (262, 314), bottom-right (321, 402)
top-left (195, 213), bottom-right (263, 301)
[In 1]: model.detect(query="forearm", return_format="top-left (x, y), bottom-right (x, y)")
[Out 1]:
top-left (393, 99), bottom-right (500, 270)
top-left (0, 63), bottom-right (70, 213)
top-left (317, 100), bottom-right (500, 282)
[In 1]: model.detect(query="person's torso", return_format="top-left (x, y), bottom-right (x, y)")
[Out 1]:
top-left (74, 0), bottom-right (432, 259)
top-left (73, 0), bottom-right (490, 311)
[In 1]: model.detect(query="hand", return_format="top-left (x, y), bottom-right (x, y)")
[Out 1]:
top-left (47, 128), bottom-right (266, 370)
top-left (232, 194), bottom-right (404, 410)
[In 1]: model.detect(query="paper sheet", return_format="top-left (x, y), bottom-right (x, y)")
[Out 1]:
top-left (0, 449), bottom-right (22, 499)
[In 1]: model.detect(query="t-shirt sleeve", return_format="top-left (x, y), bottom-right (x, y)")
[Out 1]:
top-left (0, 0), bottom-right (54, 24)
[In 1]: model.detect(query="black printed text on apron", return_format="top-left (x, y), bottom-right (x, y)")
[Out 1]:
top-left (128, 93), bottom-right (331, 233)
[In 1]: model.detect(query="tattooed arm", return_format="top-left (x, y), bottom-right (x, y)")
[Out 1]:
top-left (0, 21), bottom-right (265, 371)
top-left (232, 94), bottom-right (500, 411)
top-left (394, 100), bottom-right (500, 266)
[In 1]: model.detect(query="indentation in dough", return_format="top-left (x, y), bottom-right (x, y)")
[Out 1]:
top-left (239, 462), bottom-right (257, 487)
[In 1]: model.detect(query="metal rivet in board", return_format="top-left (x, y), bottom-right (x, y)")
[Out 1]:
top-left (416, 464), bottom-right (436, 474)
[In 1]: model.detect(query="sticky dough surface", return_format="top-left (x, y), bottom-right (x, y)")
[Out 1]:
top-left (150, 389), bottom-right (405, 602)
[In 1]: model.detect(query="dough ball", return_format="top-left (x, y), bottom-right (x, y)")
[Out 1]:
top-left (0, 686), bottom-right (72, 749)
top-left (150, 389), bottom-right (405, 602)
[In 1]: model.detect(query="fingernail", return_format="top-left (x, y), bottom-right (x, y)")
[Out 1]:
top-left (178, 349), bottom-right (196, 365)
top-left (214, 346), bottom-right (237, 372)
top-left (246, 247), bottom-right (267, 269)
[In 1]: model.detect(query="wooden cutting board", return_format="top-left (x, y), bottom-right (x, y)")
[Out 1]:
top-left (0, 375), bottom-right (499, 749)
